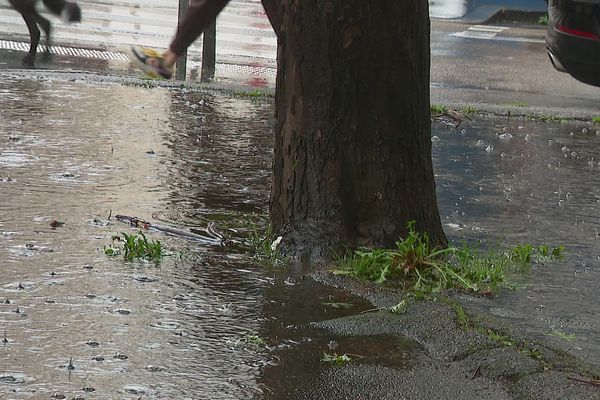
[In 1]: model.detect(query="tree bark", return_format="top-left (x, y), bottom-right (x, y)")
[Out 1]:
top-left (269, 0), bottom-right (447, 263)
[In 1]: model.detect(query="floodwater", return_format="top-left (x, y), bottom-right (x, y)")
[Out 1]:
top-left (432, 115), bottom-right (600, 367)
top-left (0, 78), bottom-right (424, 399)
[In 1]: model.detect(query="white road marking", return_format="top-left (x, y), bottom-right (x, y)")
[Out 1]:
top-left (468, 25), bottom-right (510, 33)
top-left (451, 25), bottom-right (545, 44)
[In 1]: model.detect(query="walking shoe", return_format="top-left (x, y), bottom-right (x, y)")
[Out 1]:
top-left (128, 46), bottom-right (173, 79)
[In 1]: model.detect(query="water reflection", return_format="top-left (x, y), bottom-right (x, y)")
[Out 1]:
top-left (2, 76), bottom-right (599, 398)
top-left (432, 116), bottom-right (600, 367)
top-left (0, 78), bottom-right (420, 399)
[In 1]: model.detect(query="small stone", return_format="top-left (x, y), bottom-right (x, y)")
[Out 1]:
top-left (145, 365), bottom-right (163, 372)
top-left (49, 220), bottom-right (64, 228)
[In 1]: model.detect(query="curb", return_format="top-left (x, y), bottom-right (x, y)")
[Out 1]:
top-left (484, 9), bottom-right (548, 25)
top-left (434, 7), bottom-right (548, 25)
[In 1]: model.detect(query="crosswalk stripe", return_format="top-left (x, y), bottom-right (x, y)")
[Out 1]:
top-left (451, 25), bottom-right (544, 44)
top-left (0, 39), bottom-right (129, 60)
top-left (468, 25), bottom-right (510, 33)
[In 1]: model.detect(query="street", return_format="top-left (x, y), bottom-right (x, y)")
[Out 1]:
top-left (0, 0), bottom-right (598, 115)
top-left (431, 20), bottom-right (600, 117)
top-left (0, 0), bottom-right (600, 118)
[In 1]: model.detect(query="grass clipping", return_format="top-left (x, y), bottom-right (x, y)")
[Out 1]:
top-left (105, 231), bottom-right (163, 262)
top-left (334, 222), bottom-right (563, 297)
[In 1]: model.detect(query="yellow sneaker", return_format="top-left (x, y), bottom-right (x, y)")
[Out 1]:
top-left (128, 46), bottom-right (173, 79)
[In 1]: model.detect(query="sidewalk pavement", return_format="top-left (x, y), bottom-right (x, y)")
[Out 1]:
top-left (0, 0), bottom-right (277, 87)
top-left (0, 0), bottom-right (597, 119)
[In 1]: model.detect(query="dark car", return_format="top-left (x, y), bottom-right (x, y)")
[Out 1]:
top-left (545, 0), bottom-right (600, 87)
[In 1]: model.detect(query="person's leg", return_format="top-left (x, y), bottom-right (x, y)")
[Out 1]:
top-left (166, 0), bottom-right (230, 62)
top-left (130, 0), bottom-right (230, 78)
top-left (261, 0), bottom-right (281, 37)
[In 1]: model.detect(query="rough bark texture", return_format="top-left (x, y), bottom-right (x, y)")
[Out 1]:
top-left (270, 0), bottom-right (447, 262)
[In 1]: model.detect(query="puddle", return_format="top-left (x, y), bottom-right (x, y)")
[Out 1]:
top-left (432, 116), bottom-right (600, 366)
top-left (0, 77), bottom-right (423, 399)
top-left (2, 75), bottom-right (598, 398)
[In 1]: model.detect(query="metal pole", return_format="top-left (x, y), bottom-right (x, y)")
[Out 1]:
top-left (201, 19), bottom-right (216, 81)
top-left (176, 0), bottom-right (189, 80)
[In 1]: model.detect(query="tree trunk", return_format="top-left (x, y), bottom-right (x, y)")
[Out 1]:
top-left (269, 0), bottom-right (447, 263)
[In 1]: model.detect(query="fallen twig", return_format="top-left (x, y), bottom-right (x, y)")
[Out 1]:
top-left (432, 110), bottom-right (473, 129)
top-left (114, 214), bottom-right (226, 245)
top-left (568, 376), bottom-right (600, 387)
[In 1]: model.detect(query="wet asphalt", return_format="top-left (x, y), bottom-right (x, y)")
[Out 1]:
top-left (0, 2), bottom-right (597, 117)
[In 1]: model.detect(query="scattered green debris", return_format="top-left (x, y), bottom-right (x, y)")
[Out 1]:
top-left (538, 14), bottom-right (549, 25)
top-left (511, 244), bottom-right (534, 269)
top-left (528, 114), bottom-right (569, 123)
top-left (462, 105), bottom-right (477, 115)
top-left (446, 300), bottom-right (546, 363)
top-left (232, 89), bottom-right (273, 99)
top-left (483, 329), bottom-right (518, 347)
top-left (537, 244), bottom-right (565, 260)
top-left (104, 231), bottom-right (163, 261)
top-left (247, 223), bottom-right (287, 266)
top-left (334, 221), bottom-right (564, 296)
top-left (243, 334), bottom-right (267, 347)
top-left (430, 104), bottom-right (448, 115)
top-left (441, 298), bottom-right (470, 329)
top-left (548, 330), bottom-right (576, 341)
top-left (522, 347), bottom-right (543, 360)
top-left (321, 353), bottom-right (352, 365)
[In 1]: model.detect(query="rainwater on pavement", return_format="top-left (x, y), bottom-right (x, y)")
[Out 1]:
top-left (433, 115), bottom-right (600, 368)
top-left (0, 77), bottom-right (425, 399)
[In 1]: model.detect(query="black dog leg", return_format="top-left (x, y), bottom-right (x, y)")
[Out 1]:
top-left (21, 14), bottom-right (40, 67)
top-left (32, 13), bottom-right (52, 61)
